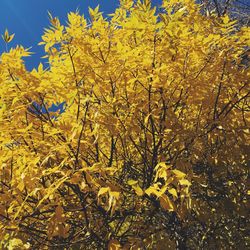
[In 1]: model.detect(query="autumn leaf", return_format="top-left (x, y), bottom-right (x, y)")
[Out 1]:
top-left (2, 29), bottom-right (15, 43)
top-left (108, 239), bottom-right (122, 250)
top-left (168, 188), bottom-right (178, 198)
top-left (172, 169), bottom-right (186, 179)
top-left (159, 194), bottom-right (174, 212)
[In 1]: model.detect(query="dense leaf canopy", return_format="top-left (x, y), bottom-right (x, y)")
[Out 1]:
top-left (0, 0), bottom-right (249, 249)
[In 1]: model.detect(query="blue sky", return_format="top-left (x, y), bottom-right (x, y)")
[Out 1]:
top-left (0, 0), bottom-right (122, 70)
top-left (0, 1), bottom-right (163, 70)
top-left (0, 0), bottom-right (124, 70)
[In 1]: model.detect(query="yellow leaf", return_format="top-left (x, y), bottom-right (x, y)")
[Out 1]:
top-left (110, 191), bottom-right (120, 199)
top-left (172, 169), bottom-right (186, 179)
top-left (133, 185), bottom-right (144, 196)
top-left (168, 188), bottom-right (178, 198)
top-left (12, 97), bottom-right (19, 105)
top-left (98, 187), bottom-right (110, 197)
top-left (144, 113), bottom-right (151, 125)
top-left (128, 179), bottom-right (138, 185)
top-left (222, 15), bottom-right (230, 25)
top-left (8, 33), bottom-right (15, 43)
top-left (179, 179), bottom-right (191, 186)
top-left (108, 239), bottom-right (121, 250)
top-left (8, 238), bottom-right (24, 249)
top-left (145, 185), bottom-right (161, 198)
top-left (2, 29), bottom-right (15, 43)
top-left (89, 5), bottom-right (102, 20)
top-left (38, 63), bottom-right (44, 73)
top-left (155, 162), bottom-right (171, 172)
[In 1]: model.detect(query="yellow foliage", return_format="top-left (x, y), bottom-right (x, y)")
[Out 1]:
top-left (0, 0), bottom-right (249, 249)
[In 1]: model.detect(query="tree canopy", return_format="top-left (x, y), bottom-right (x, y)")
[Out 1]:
top-left (0, 0), bottom-right (249, 249)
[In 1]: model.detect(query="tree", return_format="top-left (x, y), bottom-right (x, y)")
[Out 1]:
top-left (199, 0), bottom-right (250, 26)
top-left (0, 0), bottom-right (249, 249)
